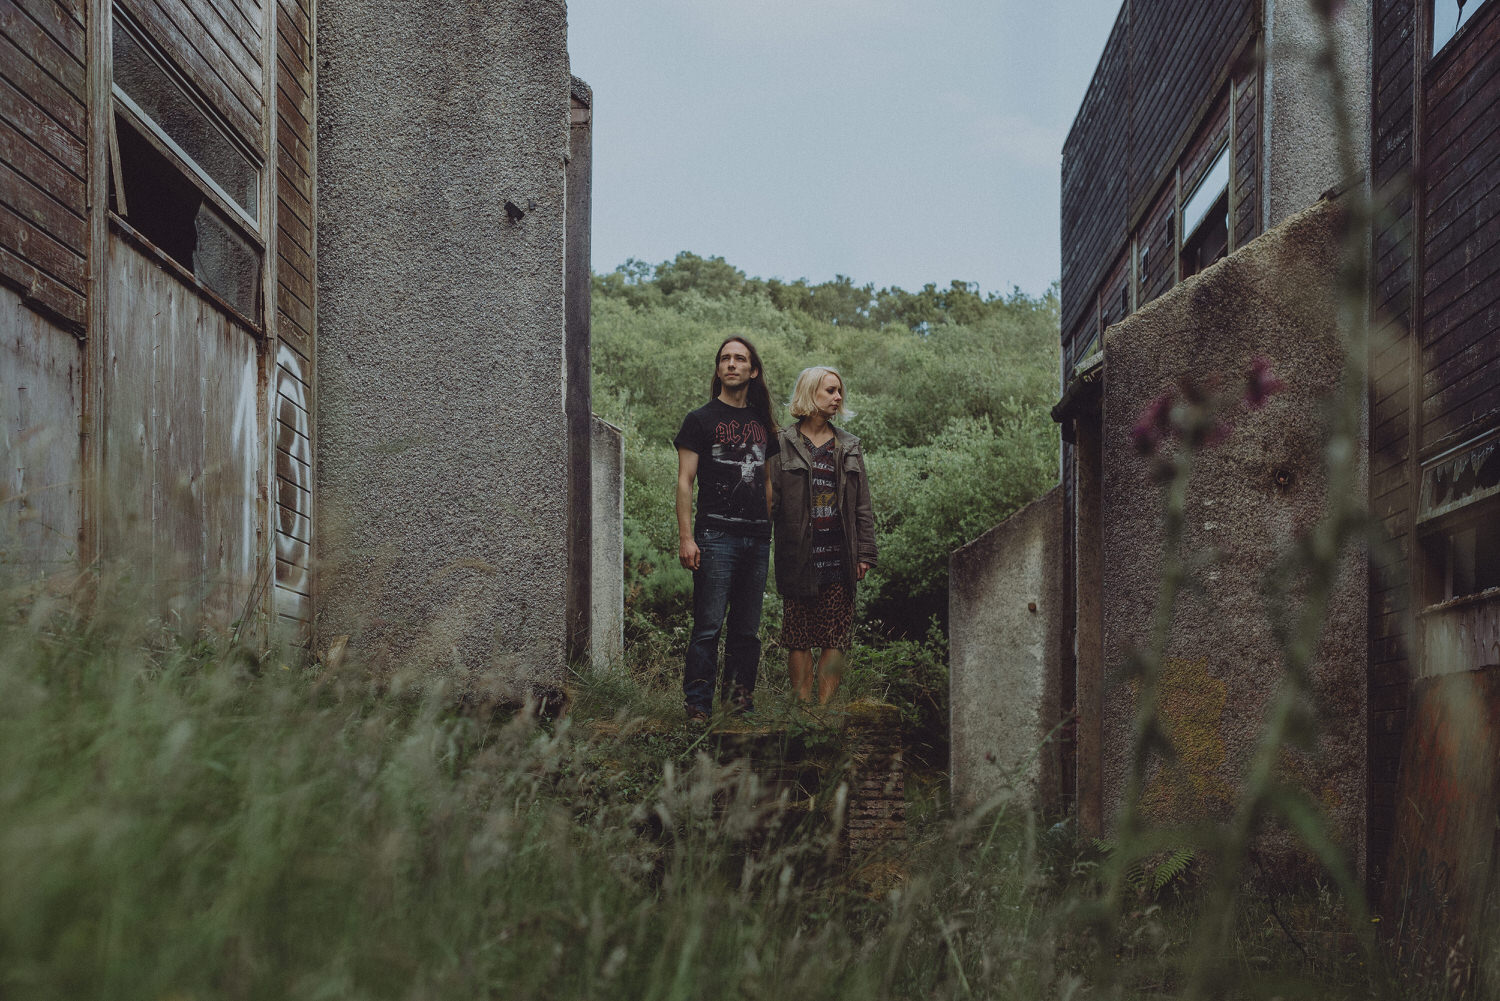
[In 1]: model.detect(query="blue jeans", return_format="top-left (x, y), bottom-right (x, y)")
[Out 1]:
top-left (684, 529), bottom-right (769, 713)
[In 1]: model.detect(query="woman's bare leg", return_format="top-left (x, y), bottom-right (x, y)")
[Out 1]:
top-left (816, 647), bottom-right (845, 705)
top-left (789, 649), bottom-right (814, 702)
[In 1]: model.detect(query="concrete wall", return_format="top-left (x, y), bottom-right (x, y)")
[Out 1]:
top-left (1263, 0), bottom-right (1371, 227)
top-left (1099, 198), bottom-right (1367, 872)
top-left (949, 486), bottom-right (1064, 811)
top-left (316, 0), bottom-right (574, 697)
top-left (590, 416), bottom-right (624, 671)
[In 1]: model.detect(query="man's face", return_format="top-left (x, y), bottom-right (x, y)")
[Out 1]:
top-left (717, 341), bottom-right (758, 387)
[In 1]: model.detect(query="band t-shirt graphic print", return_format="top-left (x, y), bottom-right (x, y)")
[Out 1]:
top-left (674, 399), bottom-right (780, 540)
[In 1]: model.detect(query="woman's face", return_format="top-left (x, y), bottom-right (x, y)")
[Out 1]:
top-left (814, 373), bottom-right (844, 418)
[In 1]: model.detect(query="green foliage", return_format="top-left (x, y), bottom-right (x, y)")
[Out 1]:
top-left (0, 599), bottom-right (1052, 1001)
top-left (1089, 838), bottom-right (1199, 898)
top-left (592, 254), bottom-right (1061, 644)
top-left (0, 595), bottom-right (1391, 1000)
top-left (841, 619), bottom-right (950, 767)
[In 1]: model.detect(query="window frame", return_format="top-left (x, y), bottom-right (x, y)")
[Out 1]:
top-left (1429, 0), bottom-right (1494, 58)
top-left (109, 11), bottom-right (264, 240)
top-left (106, 7), bottom-right (267, 328)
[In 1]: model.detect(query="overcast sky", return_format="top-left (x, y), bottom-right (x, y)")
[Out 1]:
top-left (565, 1), bottom-right (1122, 298)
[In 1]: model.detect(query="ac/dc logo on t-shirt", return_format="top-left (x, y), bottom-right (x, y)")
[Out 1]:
top-left (714, 420), bottom-right (767, 447)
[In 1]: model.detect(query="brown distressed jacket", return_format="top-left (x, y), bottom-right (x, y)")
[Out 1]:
top-left (767, 423), bottom-right (878, 599)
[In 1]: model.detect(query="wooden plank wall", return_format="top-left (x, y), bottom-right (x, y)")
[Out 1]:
top-left (0, 281), bottom-right (83, 576)
top-left (1420, 4), bottom-right (1500, 450)
top-left (1060, 0), bottom-right (1257, 370)
top-left (1180, 93), bottom-right (1229, 210)
top-left (1370, 0), bottom-right (1500, 902)
top-left (1232, 70), bottom-right (1260, 249)
top-left (1127, 0), bottom-right (1254, 218)
top-left (272, 0), bottom-right (313, 642)
top-left (116, 0), bottom-right (264, 148)
top-left (1367, 0), bottom-right (1416, 897)
top-left (1060, 6), bottom-right (1128, 365)
top-left (0, 0), bottom-right (87, 328)
top-left (105, 230), bottom-right (261, 627)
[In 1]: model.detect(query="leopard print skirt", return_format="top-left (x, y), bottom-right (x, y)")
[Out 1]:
top-left (781, 581), bottom-right (854, 651)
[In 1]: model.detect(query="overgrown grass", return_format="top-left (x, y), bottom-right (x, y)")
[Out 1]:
top-left (1, 586), bottom-right (1395, 1000)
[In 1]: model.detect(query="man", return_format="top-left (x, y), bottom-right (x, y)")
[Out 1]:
top-left (673, 336), bottom-right (779, 722)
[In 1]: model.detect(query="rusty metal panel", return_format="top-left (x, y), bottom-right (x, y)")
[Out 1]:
top-left (105, 229), bottom-right (262, 627)
top-left (0, 281), bottom-right (82, 579)
top-left (1385, 661), bottom-right (1500, 988)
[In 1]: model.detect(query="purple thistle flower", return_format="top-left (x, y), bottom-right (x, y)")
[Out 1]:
top-left (1244, 357), bottom-right (1285, 410)
top-left (1132, 391), bottom-right (1175, 455)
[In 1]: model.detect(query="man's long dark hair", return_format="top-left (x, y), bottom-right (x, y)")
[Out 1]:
top-left (711, 335), bottom-right (779, 434)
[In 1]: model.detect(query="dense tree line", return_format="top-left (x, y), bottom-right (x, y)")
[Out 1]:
top-left (592, 251), bottom-right (1061, 647)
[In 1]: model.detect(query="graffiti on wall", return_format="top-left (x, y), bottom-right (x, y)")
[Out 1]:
top-left (274, 344), bottom-right (312, 630)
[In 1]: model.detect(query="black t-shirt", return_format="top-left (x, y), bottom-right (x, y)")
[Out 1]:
top-left (673, 399), bottom-right (780, 539)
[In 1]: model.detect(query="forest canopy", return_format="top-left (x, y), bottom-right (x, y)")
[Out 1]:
top-left (592, 251), bottom-right (1062, 644)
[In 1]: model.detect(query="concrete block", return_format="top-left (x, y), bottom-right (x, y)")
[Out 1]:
top-left (591, 415), bottom-right (624, 670)
top-left (315, 0), bottom-right (573, 698)
top-left (949, 486), bottom-right (1064, 812)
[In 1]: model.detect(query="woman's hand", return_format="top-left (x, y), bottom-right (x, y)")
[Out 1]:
top-left (857, 562), bottom-right (870, 581)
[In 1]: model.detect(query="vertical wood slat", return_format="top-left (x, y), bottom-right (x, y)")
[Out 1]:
top-left (105, 231), bottom-right (263, 627)
top-left (1366, 0), bottom-right (1416, 900)
top-left (271, 0), bottom-right (312, 638)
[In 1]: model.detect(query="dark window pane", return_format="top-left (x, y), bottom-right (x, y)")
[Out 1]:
top-left (114, 114), bottom-right (262, 319)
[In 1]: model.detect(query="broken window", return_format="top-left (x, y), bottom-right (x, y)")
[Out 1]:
top-left (109, 13), bottom-right (262, 320)
top-left (1179, 145), bottom-right (1229, 279)
top-left (1426, 515), bottom-right (1500, 601)
top-left (1432, 0), bottom-right (1492, 55)
top-left (1419, 436), bottom-right (1500, 601)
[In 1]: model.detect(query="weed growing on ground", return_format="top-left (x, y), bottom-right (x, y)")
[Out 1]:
top-left (0, 581), bottom-right (1403, 1000)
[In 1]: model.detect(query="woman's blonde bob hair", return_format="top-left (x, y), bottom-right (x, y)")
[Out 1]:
top-left (788, 366), bottom-right (853, 421)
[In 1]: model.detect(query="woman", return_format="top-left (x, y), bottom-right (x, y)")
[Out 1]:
top-left (768, 366), bottom-right (877, 705)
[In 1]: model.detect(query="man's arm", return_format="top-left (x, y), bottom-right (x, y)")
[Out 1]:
top-left (676, 447), bottom-right (701, 570)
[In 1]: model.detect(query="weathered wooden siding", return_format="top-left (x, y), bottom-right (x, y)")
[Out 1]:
top-left (0, 280), bottom-right (81, 576)
top-left (1420, 3), bottom-right (1500, 449)
top-left (1232, 70), bottom-right (1259, 249)
top-left (104, 230), bottom-right (262, 627)
top-left (1367, 0), bottom-right (1416, 894)
top-left (273, 0), bottom-right (312, 642)
top-left (1137, 183), bottom-right (1175, 306)
top-left (116, 0), bottom-right (265, 148)
top-left (1060, 6), bottom-right (1127, 362)
top-left (1180, 92), bottom-right (1230, 211)
top-left (1126, 0), bottom-right (1255, 219)
top-left (1060, 0), bottom-right (1258, 367)
top-left (0, 0), bottom-right (87, 329)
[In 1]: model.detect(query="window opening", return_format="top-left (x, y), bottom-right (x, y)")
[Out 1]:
top-left (112, 18), bottom-right (259, 223)
top-left (1428, 517), bottom-right (1500, 601)
top-left (112, 114), bottom-right (261, 318)
top-left (1180, 145), bottom-right (1229, 279)
top-left (1432, 0), bottom-right (1492, 54)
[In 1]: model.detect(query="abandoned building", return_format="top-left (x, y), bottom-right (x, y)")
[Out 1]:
top-left (952, 0), bottom-right (1500, 965)
top-left (0, 0), bottom-right (620, 694)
